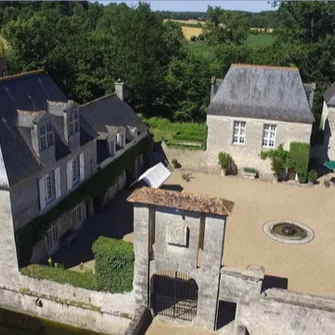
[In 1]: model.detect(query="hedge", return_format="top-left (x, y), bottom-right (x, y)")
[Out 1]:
top-left (142, 117), bottom-right (206, 134)
top-left (289, 142), bottom-right (310, 183)
top-left (21, 265), bottom-right (97, 290)
top-left (172, 132), bottom-right (206, 142)
top-left (167, 140), bottom-right (205, 150)
top-left (16, 136), bottom-right (150, 267)
top-left (92, 237), bottom-right (134, 293)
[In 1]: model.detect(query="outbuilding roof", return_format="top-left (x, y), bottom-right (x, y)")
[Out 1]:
top-left (207, 64), bottom-right (315, 124)
top-left (127, 187), bottom-right (234, 216)
top-left (323, 82), bottom-right (335, 107)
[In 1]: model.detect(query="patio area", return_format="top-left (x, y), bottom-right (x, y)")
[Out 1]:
top-left (53, 170), bottom-right (335, 297)
top-left (164, 171), bottom-right (335, 296)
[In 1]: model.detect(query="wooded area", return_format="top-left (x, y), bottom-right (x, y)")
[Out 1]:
top-left (0, 1), bottom-right (334, 123)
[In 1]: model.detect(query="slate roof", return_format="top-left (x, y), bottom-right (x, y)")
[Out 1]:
top-left (323, 82), bottom-right (335, 107)
top-left (80, 94), bottom-right (147, 164)
top-left (0, 70), bottom-right (147, 186)
top-left (208, 64), bottom-right (315, 124)
top-left (127, 187), bottom-right (234, 216)
top-left (0, 70), bottom-right (68, 185)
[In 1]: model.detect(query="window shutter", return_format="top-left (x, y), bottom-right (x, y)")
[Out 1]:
top-left (55, 168), bottom-right (61, 199)
top-left (38, 176), bottom-right (46, 211)
top-left (80, 153), bottom-right (85, 181)
top-left (67, 160), bottom-right (73, 191)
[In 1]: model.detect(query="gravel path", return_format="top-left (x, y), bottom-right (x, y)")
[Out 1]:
top-left (146, 318), bottom-right (214, 335)
top-left (164, 171), bottom-right (335, 296)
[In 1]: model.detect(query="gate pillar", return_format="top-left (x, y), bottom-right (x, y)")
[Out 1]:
top-left (196, 215), bottom-right (226, 331)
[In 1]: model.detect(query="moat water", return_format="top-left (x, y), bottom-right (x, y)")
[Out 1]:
top-left (0, 308), bottom-right (102, 334)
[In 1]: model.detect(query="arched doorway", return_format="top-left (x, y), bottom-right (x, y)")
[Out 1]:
top-left (151, 270), bottom-right (198, 321)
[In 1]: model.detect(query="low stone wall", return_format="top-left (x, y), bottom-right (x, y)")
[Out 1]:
top-left (124, 306), bottom-right (152, 335)
top-left (219, 266), bottom-right (335, 335)
top-left (161, 142), bottom-right (216, 173)
top-left (0, 273), bottom-right (135, 334)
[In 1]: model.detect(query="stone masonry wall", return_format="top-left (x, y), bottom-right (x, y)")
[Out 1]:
top-left (206, 115), bottom-right (312, 178)
top-left (10, 139), bottom-right (97, 230)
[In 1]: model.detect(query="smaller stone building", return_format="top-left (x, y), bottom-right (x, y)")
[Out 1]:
top-left (206, 64), bottom-right (315, 177)
top-left (320, 82), bottom-right (335, 161)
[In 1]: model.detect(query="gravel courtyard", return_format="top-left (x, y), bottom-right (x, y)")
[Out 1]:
top-left (164, 171), bottom-right (335, 296)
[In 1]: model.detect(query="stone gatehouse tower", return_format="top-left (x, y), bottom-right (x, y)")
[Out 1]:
top-left (128, 187), bottom-right (234, 331)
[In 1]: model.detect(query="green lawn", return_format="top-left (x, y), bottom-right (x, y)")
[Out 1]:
top-left (246, 33), bottom-right (274, 47)
top-left (188, 33), bottom-right (274, 59)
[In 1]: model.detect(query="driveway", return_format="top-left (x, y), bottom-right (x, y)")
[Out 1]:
top-left (164, 171), bottom-right (335, 296)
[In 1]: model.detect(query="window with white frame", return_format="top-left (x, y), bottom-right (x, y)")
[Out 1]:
top-left (72, 155), bottom-right (80, 186)
top-left (71, 203), bottom-right (82, 227)
top-left (108, 139), bottom-right (115, 156)
top-left (262, 124), bottom-right (277, 148)
top-left (45, 170), bottom-right (56, 204)
top-left (68, 109), bottom-right (79, 136)
top-left (117, 132), bottom-right (126, 148)
top-left (232, 121), bottom-right (246, 144)
top-left (46, 223), bottom-right (58, 249)
top-left (39, 122), bottom-right (53, 150)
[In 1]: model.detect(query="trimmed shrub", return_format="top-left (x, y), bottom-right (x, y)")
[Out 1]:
top-left (172, 132), bottom-right (205, 142)
top-left (289, 142), bottom-right (310, 183)
top-left (218, 152), bottom-right (233, 170)
top-left (243, 167), bottom-right (258, 174)
top-left (307, 169), bottom-right (317, 183)
top-left (190, 35), bottom-right (197, 42)
top-left (21, 265), bottom-right (97, 290)
top-left (92, 237), bottom-right (134, 293)
top-left (198, 33), bottom-right (205, 40)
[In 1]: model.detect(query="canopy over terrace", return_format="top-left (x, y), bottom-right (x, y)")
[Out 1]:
top-left (324, 160), bottom-right (335, 170)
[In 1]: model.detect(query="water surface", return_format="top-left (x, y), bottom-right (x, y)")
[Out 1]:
top-left (0, 308), bottom-right (102, 334)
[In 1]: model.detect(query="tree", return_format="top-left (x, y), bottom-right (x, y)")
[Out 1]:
top-left (204, 6), bottom-right (249, 46)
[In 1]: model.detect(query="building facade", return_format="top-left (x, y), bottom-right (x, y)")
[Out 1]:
top-left (0, 70), bottom-right (148, 263)
top-left (206, 64), bottom-right (315, 178)
top-left (320, 82), bottom-right (335, 162)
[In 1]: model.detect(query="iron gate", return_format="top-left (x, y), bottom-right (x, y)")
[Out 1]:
top-left (151, 270), bottom-right (198, 321)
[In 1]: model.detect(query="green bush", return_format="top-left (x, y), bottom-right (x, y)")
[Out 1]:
top-left (167, 140), bottom-right (204, 150)
top-left (218, 152), bottom-right (234, 170)
top-left (21, 265), bottom-right (97, 290)
top-left (172, 132), bottom-right (205, 142)
top-left (260, 144), bottom-right (290, 175)
top-left (190, 35), bottom-right (197, 42)
top-left (307, 169), bottom-right (318, 183)
top-left (92, 237), bottom-right (134, 293)
top-left (289, 142), bottom-right (310, 183)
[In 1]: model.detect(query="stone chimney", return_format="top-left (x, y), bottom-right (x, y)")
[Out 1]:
top-left (115, 78), bottom-right (124, 101)
top-left (210, 76), bottom-right (216, 103)
top-left (0, 57), bottom-right (6, 78)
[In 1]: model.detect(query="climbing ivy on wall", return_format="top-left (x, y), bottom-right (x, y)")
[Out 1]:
top-left (16, 135), bottom-right (151, 267)
top-left (92, 237), bottom-right (134, 293)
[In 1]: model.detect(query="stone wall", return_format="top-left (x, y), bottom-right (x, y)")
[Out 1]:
top-left (124, 306), bottom-right (153, 335)
top-left (161, 142), bottom-right (213, 173)
top-left (218, 265), bottom-right (335, 335)
top-left (206, 115), bottom-right (313, 178)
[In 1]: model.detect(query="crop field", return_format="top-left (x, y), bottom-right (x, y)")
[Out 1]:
top-left (182, 26), bottom-right (203, 40)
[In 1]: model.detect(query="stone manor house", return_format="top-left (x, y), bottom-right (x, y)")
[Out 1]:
top-left (0, 70), bottom-right (148, 263)
top-left (206, 64), bottom-right (316, 177)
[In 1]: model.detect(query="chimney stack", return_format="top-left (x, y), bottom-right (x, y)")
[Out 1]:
top-left (115, 78), bottom-right (124, 101)
top-left (0, 57), bottom-right (6, 78)
top-left (210, 76), bottom-right (216, 103)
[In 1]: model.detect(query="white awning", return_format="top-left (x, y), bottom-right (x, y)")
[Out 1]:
top-left (130, 162), bottom-right (171, 189)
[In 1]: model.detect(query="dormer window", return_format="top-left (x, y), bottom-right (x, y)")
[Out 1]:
top-left (68, 109), bottom-right (79, 136)
top-left (130, 127), bottom-right (138, 138)
top-left (39, 122), bottom-right (53, 150)
top-left (117, 131), bottom-right (126, 149)
top-left (108, 138), bottom-right (116, 157)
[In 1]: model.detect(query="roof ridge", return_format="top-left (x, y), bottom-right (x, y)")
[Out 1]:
top-left (80, 92), bottom-right (117, 109)
top-left (231, 64), bottom-right (299, 71)
top-left (0, 69), bottom-right (45, 83)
